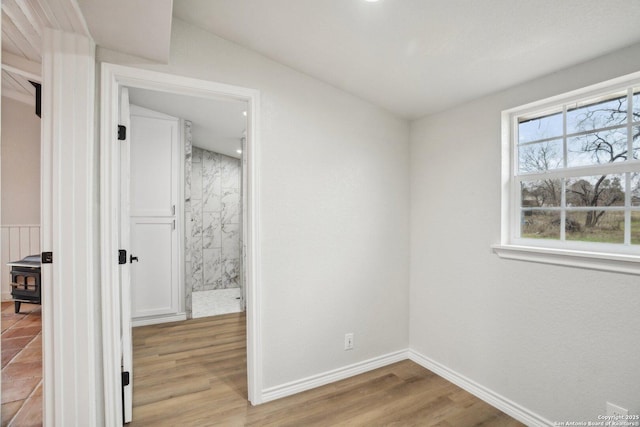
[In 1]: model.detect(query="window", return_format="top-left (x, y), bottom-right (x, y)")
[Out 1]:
top-left (497, 73), bottom-right (640, 271)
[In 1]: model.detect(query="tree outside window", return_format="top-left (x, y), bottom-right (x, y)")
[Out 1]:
top-left (515, 87), bottom-right (640, 246)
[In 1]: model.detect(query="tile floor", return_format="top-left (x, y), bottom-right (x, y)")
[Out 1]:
top-left (192, 288), bottom-right (243, 318)
top-left (1, 301), bottom-right (42, 426)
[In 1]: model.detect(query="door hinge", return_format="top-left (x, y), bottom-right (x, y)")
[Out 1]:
top-left (118, 125), bottom-right (126, 141)
top-left (122, 371), bottom-right (130, 386)
top-left (29, 81), bottom-right (41, 118)
top-left (41, 252), bottom-right (53, 264)
top-left (118, 250), bottom-right (127, 265)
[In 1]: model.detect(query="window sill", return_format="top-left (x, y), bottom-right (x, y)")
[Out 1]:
top-left (491, 244), bottom-right (640, 275)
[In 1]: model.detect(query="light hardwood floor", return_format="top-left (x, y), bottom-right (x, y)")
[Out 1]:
top-left (132, 312), bottom-right (524, 426)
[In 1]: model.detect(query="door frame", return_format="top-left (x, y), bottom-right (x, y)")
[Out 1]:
top-left (99, 62), bottom-right (262, 425)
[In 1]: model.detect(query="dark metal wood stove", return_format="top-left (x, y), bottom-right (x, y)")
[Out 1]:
top-left (7, 255), bottom-right (41, 313)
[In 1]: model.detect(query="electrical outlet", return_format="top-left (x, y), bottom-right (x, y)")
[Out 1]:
top-left (606, 402), bottom-right (629, 417)
top-left (344, 333), bottom-right (354, 350)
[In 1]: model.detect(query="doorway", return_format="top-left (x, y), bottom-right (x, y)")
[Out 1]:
top-left (121, 86), bottom-right (248, 421)
top-left (100, 63), bottom-right (262, 424)
top-left (0, 72), bottom-right (44, 423)
top-left (124, 88), bottom-right (248, 324)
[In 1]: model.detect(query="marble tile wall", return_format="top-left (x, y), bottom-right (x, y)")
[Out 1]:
top-left (184, 121), bottom-right (193, 318)
top-left (186, 145), bottom-right (242, 298)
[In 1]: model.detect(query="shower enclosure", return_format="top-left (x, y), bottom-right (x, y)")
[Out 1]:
top-left (184, 120), bottom-right (245, 318)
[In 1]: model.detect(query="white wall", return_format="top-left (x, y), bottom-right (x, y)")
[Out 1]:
top-left (99, 18), bottom-right (410, 390)
top-left (1, 97), bottom-right (41, 300)
top-left (1, 96), bottom-right (40, 225)
top-left (410, 42), bottom-right (640, 422)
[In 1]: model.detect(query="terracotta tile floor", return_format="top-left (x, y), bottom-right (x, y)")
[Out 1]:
top-left (1, 302), bottom-right (42, 426)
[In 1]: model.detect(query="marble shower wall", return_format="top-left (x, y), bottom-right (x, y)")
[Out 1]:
top-left (184, 121), bottom-right (193, 318)
top-left (187, 145), bottom-right (242, 296)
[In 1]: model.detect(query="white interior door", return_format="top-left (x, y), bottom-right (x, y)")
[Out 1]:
top-left (129, 105), bottom-right (180, 320)
top-left (130, 218), bottom-right (177, 317)
top-left (119, 87), bottom-right (133, 423)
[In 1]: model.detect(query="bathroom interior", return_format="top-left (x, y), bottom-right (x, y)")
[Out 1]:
top-left (185, 123), bottom-right (245, 318)
top-left (127, 87), bottom-right (248, 323)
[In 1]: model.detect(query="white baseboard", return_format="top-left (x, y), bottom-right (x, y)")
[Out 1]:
top-left (2, 292), bottom-right (12, 302)
top-left (132, 313), bottom-right (187, 327)
top-left (261, 349), bottom-right (409, 403)
top-left (408, 350), bottom-right (552, 427)
top-left (254, 346), bottom-right (552, 425)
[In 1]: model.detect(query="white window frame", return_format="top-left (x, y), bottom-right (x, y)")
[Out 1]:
top-left (494, 71), bottom-right (640, 275)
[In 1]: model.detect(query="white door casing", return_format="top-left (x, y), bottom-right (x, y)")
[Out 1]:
top-left (119, 87), bottom-right (133, 423)
top-left (42, 29), bottom-right (98, 425)
top-left (241, 136), bottom-right (248, 310)
top-left (100, 63), bottom-right (262, 426)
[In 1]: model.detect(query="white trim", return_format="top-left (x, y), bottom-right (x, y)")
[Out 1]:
top-left (131, 313), bottom-right (187, 327)
top-left (100, 63), bottom-right (263, 424)
top-left (130, 104), bottom-right (182, 121)
top-left (41, 31), bottom-right (55, 427)
top-left (408, 350), bottom-right (553, 427)
top-left (261, 349), bottom-right (409, 403)
top-left (500, 110), bottom-right (512, 245)
top-left (245, 89), bottom-right (262, 405)
top-left (2, 292), bottom-right (12, 301)
top-left (504, 70), bottom-right (640, 118)
top-left (1, 51), bottom-right (41, 82)
top-left (500, 70), bottom-right (640, 258)
top-left (100, 60), bottom-right (122, 427)
top-left (42, 28), bottom-right (97, 425)
top-left (516, 160), bottom-right (640, 180)
top-left (492, 244), bottom-right (640, 275)
top-left (119, 85), bottom-right (134, 422)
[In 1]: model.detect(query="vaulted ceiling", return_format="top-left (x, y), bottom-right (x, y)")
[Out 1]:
top-left (1, 0), bottom-right (172, 105)
top-left (128, 87), bottom-right (247, 159)
top-left (173, 0), bottom-right (640, 119)
top-left (1, 0), bottom-right (89, 105)
top-left (76, 0), bottom-right (173, 62)
top-left (3, 1), bottom-right (640, 120)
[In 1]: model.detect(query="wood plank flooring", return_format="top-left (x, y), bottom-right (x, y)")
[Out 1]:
top-left (132, 313), bottom-right (524, 426)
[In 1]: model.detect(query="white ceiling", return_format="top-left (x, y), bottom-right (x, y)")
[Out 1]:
top-left (173, 0), bottom-right (640, 119)
top-left (76, 0), bottom-right (172, 62)
top-left (128, 87), bottom-right (247, 159)
top-left (2, 68), bottom-right (35, 105)
top-left (4, 1), bottom-right (640, 120)
top-left (1, 0), bottom-right (87, 105)
top-left (2, 0), bottom-right (90, 63)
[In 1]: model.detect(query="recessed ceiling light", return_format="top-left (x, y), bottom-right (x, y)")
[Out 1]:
top-left (242, 111), bottom-right (247, 116)
top-left (237, 149), bottom-right (242, 154)
top-left (364, 0), bottom-right (380, 2)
